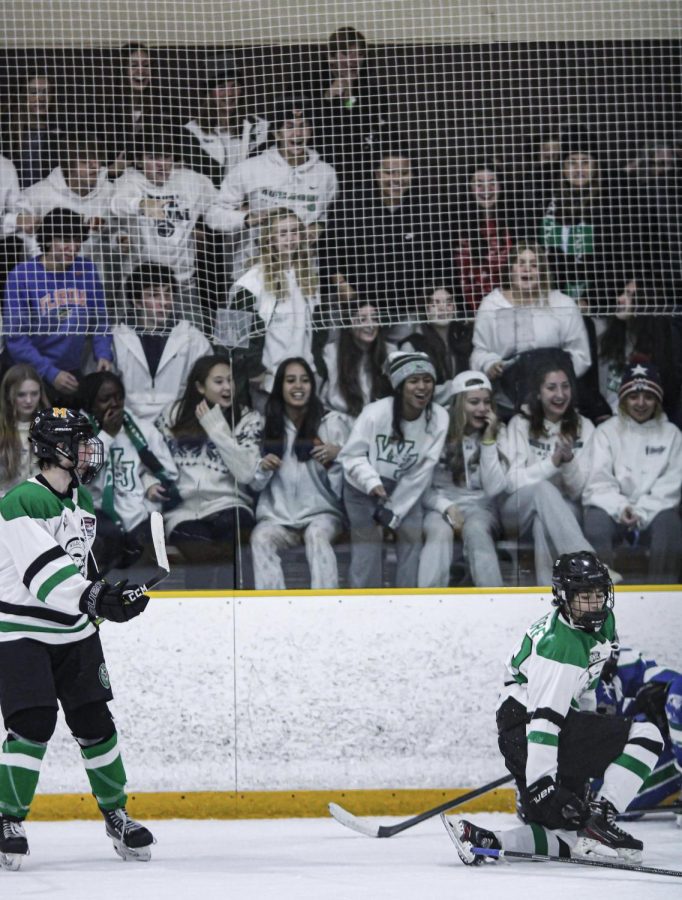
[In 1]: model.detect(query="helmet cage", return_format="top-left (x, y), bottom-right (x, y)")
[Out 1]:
top-left (30, 409), bottom-right (105, 484)
top-left (551, 552), bottom-right (614, 632)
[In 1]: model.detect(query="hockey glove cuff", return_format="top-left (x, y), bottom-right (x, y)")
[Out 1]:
top-left (80, 580), bottom-right (150, 623)
top-left (525, 776), bottom-right (586, 831)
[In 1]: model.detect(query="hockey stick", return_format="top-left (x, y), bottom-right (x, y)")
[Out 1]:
top-left (466, 846), bottom-right (682, 878)
top-left (127, 511), bottom-right (170, 598)
top-left (440, 812), bottom-right (682, 877)
top-left (618, 802), bottom-right (682, 820)
top-left (328, 773), bottom-right (514, 838)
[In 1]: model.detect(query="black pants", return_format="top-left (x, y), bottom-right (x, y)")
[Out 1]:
top-left (497, 697), bottom-right (632, 801)
top-left (93, 512), bottom-right (153, 575)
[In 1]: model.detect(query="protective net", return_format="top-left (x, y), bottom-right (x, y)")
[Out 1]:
top-left (1, 4), bottom-right (680, 590)
top-left (0, 1), bottom-right (680, 344)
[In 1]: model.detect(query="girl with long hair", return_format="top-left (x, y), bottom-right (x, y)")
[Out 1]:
top-left (339, 350), bottom-right (449, 588)
top-left (501, 357), bottom-right (598, 585)
top-left (225, 208), bottom-right (320, 409)
top-left (156, 353), bottom-right (262, 588)
top-left (320, 300), bottom-right (393, 430)
top-left (0, 364), bottom-right (48, 496)
top-left (249, 357), bottom-right (346, 589)
top-left (419, 371), bottom-right (507, 587)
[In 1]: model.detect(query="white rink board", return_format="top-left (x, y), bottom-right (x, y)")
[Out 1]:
top-left (37, 591), bottom-right (682, 795)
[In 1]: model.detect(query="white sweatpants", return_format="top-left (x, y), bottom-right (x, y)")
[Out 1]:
top-left (250, 514), bottom-right (343, 590)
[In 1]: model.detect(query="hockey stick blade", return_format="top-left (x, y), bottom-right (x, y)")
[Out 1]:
top-left (468, 846), bottom-right (682, 878)
top-left (329, 773), bottom-right (514, 838)
top-left (150, 510), bottom-right (170, 572)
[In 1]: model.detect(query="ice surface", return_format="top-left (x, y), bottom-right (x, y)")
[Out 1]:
top-left (5, 813), bottom-right (680, 900)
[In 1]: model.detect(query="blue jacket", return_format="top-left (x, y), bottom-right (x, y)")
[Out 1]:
top-left (4, 256), bottom-right (112, 384)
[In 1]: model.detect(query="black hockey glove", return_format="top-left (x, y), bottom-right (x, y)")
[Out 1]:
top-left (525, 776), bottom-right (587, 831)
top-left (80, 580), bottom-right (150, 623)
top-left (630, 681), bottom-right (670, 737)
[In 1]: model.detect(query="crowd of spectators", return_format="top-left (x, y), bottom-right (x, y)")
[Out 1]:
top-left (0, 29), bottom-right (681, 589)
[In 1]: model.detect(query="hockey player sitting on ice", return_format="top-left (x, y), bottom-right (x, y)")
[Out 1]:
top-left (78, 371), bottom-right (179, 575)
top-left (204, 98), bottom-right (337, 280)
top-left (110, 122), bottom-right (218, 331)
top-left (0, 408), bottom-right (153, 869)
top-left (444, 551), bottom-right (664, 866)
top-left (113, 263), bottom-right (211, 426)
top-left (338, 350), bottom-right (448, 589)
top-left (596, 645), bottom-right (682, 820)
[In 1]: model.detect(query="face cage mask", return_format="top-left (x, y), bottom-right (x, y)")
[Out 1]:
top-left (74, 435), bottom-right (105, 484)
top-left (564, 585), bottom-right (614, 632)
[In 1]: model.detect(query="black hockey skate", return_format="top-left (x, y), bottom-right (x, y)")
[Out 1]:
top-left (441, 814), bottom-right (501, 865)
top-left (101, 807), bottom-right (155, 862)
top-left (0, 815), bottom-right (29, 871)
top-left (575, 798), bottom-right (643, 863)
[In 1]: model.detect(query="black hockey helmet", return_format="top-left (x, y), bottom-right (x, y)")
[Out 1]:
top-left (29, 407), bottom-right (104, 484)
top-left (551, 551), bottom-right (614, 632)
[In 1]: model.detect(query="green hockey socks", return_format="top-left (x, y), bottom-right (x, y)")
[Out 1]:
top-left (0, 734), bottom-right (47, 819)
top-left (79, 731), bottom-right (128, 811)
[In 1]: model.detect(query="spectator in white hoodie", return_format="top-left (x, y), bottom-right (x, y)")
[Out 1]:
top-left (582, 362), bottom-right (682, 583)
top-left (205, 98), bottom-right (337, 278)
top-left (339, 350), bottom-right (448, 588)
top-left (110, 123), bottom-right (218, 330)
top-left (79, 371), bottom-right (179, 574)
top-left (156, 354), bottom-right (262, 589)
top-left (113, 263), bottom-right (211, 424)
top-left (249, 357), bottom-right (346, 590)
top-left (20, 134), bottom-right (122, 300)
top-left (502, 354), bottom-right (596, 585)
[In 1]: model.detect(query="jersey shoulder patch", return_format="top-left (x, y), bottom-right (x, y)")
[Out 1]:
top-left (535, 613), bottom-right (591, 668)
top-left (0, 480), bottom-right (65, 522)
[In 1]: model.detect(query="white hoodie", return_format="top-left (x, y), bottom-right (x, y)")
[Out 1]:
top-left (250, 412), bottom-right (346, 528)
top-left (339, 396), bottom-right (449, 526)
top-left (21, 165), bottom-right (116, 260)
top-left (470, 288), bottom-right (591, 378)
top-left (582, 411), bottom-right (682, 528)
top-left (111, 167), bottom-right (217, 281)
top-left (112, 320), bottom-right (211, 424)
top-left (205, 146), bottom-right (337, 232)
top-left (505, 413), bottom-right (594, 499)
top-left (0, 156), bottom-right (21, 236)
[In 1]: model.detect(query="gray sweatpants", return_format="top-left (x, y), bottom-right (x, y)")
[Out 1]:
top-left (584, 505), bottom-right (682, 584)
top-left (250, 514), bottom-right (343, 590)
top-left (501, 482), bottom-right (593, 585)
top-left (418, 504), bottom-right (504, 588)
top-left (343, 481), bottom-right (423, 589)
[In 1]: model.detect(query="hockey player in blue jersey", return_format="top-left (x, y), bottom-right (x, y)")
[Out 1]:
top-left (596, 646), bottom-right (681, 817)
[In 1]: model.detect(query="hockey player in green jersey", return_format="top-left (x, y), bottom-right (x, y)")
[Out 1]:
top-left (0, 408), bottom-right (154, 870)
top-left (444, 551), bottom-right (664, 866)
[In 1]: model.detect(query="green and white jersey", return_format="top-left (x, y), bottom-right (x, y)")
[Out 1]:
top-left (0, 476), bottom-right (97, 644)
top-left (499, 608), bottom-right (617, 786)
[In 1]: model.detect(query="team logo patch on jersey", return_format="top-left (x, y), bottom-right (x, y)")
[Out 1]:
top-left (82, 515), bottom-right (96, 541)
top-left (99, 663), bottom-right (110, 690)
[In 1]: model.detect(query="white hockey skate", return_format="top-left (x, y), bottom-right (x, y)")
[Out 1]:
top-left (101, 807), bottom-right (155, 862)
top-left (0, 816), bottom-right (29, 871)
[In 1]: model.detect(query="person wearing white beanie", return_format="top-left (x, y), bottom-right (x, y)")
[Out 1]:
top-left (338, 350), bottom-right (448, 588)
